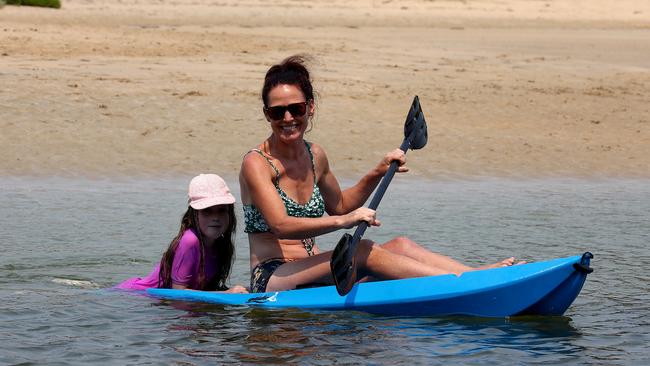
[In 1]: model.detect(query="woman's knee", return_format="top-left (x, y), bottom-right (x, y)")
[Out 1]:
top-left (354, 239), bottom-right (382, 264)
top-left (355, 239), bottom-right (378, 255)
top-left (382, 236), bottom-right (417, 253)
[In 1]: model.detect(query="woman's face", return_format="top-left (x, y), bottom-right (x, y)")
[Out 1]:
top-left (197, 205), bottom-right (230, 242)
top-left (264, 84), bottom-right (314, 143)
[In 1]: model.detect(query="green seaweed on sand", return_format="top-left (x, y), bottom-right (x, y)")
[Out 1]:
top-left (5, 0), bottom-right (62, 9)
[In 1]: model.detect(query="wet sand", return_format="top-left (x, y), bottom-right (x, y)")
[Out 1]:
top-left (1, 0), bottom-right (649, 179)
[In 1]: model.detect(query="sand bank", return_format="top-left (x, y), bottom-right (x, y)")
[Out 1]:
top-left (1, 0), bottom-right (649, 179)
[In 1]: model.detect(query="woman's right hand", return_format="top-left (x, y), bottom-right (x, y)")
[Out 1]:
top-left (340, 207), bottom-right (381, 229)
top-left (374, 149), bottom-right (408, 176)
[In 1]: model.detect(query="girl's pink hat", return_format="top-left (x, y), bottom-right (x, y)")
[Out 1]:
top-left (188, 174), bottom-right (236, 209)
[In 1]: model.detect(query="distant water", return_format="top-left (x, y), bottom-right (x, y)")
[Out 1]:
top-left (1, 176), bottom-right (648, 365)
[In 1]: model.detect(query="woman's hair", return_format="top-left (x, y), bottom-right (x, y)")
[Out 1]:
top-left (158, 205), bottom-right (237, 291)
top-left (262, 54), bottom-right (316, 107)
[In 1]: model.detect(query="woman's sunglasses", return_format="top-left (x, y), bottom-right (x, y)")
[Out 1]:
top-left (265, 101), bottom-right (309, 121)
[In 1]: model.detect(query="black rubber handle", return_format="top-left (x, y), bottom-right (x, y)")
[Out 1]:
top-left (573, 252), bottom-right (594, 274)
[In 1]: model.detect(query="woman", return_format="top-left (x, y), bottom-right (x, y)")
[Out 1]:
top-left (116, 174), bottom-right (247, 293)
top-left (240, 55), bottom-right (518, 293)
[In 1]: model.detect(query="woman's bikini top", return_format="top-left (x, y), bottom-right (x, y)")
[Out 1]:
top-left (243, 142), bottom-right (326, 234)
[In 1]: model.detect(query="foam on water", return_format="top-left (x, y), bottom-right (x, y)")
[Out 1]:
top-left (51, 278), bottom-right (101, 289)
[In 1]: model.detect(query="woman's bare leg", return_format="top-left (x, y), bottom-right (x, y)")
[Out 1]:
top-left (355, 239), bottom-right (451, 279)
top-left (265, 238), bottom-right (521, 291)
top-left (380, 236), bottom-right (521, 274)
top-left (265, 252), bottom-right (334, 292)
top-left (266, 240), bottom-right (452, 291)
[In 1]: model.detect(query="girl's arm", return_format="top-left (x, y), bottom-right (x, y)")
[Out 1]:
top-left (241, 152), bottom-right (377, 239)
top-left (314, 144), bottom-right (408, 216)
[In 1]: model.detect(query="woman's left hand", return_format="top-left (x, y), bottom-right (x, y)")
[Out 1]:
top-left (224, 285), bottom-right (249, 294)
top-left (376, 149), bottom-right (409, 176)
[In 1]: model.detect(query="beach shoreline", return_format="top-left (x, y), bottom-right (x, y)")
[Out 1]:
top-left (1, 0), bottom-right (649, 179)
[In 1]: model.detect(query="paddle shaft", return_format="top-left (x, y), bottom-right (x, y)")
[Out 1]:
top-left (348, 128), bottom-right (416, 244)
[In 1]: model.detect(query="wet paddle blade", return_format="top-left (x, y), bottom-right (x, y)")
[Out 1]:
top-left (404, 96), bottom-right (428, 150)
top-left (330, 233), bottom-right (357, 296)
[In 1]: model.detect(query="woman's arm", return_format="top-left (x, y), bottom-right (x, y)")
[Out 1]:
top-left (241, 152), bottom-right (376, 239)
top-left (314, 144), bottom-right (408, 216)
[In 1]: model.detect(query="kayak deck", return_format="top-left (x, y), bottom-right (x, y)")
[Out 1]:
top-left (147, 252), bottom-right (593, 317)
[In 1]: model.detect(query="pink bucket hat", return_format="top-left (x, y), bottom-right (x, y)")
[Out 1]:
top-left (188, 174), bottom-right (236, 210)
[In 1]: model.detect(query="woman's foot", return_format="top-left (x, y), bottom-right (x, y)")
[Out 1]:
top-left (475, 257), bottom-right (527, 270)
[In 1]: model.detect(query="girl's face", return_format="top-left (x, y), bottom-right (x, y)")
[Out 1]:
top-left (197, 204), bottom-right (230, 242)
top-left (264, 84), bottom-right (314, 143)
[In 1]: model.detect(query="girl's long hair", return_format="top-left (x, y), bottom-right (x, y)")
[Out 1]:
top-left (157, 205), bottom-right (237, 291)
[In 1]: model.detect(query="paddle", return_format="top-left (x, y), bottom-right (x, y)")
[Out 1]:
top-left (330, 96), bottom-right (428, 296)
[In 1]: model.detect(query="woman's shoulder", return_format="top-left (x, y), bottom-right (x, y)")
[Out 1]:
top-left (306, 140), bottom-right (327, 159)
top-left (241, 149), bottom-right (273, 175)
top-left (306, 141), bottom-right (329, 172)
top-left (242, 145), bottom-right (270, 165)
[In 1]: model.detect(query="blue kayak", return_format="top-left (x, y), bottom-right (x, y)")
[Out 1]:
top-left (147, 252), bottom-right (593, 317)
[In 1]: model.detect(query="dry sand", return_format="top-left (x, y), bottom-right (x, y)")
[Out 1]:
top-left (1, 0), bottom-right (649, 179)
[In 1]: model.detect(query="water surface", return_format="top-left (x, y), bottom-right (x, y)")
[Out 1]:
top-left (1, 177), bottom-right (648, 364)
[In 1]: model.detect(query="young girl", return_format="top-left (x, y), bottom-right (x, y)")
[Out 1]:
top-left (116, 174), bottom-right (248, 293)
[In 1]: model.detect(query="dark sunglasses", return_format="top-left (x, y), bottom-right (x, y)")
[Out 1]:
top-left (265, 101), bottom-right (309, 121)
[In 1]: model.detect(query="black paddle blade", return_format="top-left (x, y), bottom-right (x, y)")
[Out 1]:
top-left (404, 96), bottom-right (427, 150)
top-left (330, 233), bottom-right (357, 296)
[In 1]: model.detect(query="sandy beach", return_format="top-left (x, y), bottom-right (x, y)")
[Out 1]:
top-left (1, 0), bottom-right (649, 179)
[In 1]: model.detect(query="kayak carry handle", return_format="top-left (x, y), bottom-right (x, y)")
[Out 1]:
top-left (573, 252), bottom-right (594, 274)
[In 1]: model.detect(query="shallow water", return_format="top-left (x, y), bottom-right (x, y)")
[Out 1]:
top-left (1, 176), bottom-right (648, 365)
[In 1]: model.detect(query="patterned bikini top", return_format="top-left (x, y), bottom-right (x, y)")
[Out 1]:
top-left (243, 142), bottom-right (326, 234)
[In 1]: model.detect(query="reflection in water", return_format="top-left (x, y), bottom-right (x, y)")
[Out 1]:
top-left (157, 303), bottom-right (326, 363)
top-left (394, 315), bottom-right (585, 359)
top-left (155, 300), bottom-right (585, 364)
top-left (438, 315), bottom-right (581, 339)
top-left (237, 309), bottom-right (324, 363)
